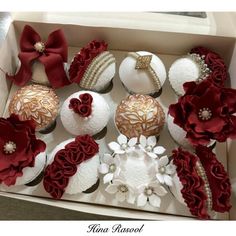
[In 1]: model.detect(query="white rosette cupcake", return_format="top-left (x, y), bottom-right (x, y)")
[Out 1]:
top-left (69, 40), bottom-right (116, 92)
top-left (43, 135), bottom-right (100, 199)
top-left (60, 91), bottom-right (110, 137)
top-left (119, 51), bottom-right (166, 95)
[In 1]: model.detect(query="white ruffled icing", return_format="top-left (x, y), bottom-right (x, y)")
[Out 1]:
top-left (168, 57), bottom-right (200, 96)
top-left (47, 138), bottom-right (99, 194)
top-left (119, 51), bottom-right (166, 94)
top-left (60, 91), bottom-right (110, 136)
top-left (15, 152), bottom-right (46, 186)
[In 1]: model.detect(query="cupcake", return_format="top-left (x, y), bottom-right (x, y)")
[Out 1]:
top-left (60, 91), bottom-right (110, 136)
top-left (168, 46), bottom-right (228, 96)
top-left (115, 94), bottom-right (165, 138)
top-left (100, 134), bottom-right (172, 208)
top-left (170, 146), bottom-right (231, 219)
top-left (9, 84), bottom-right (60, 133)
top-left (0, 115), bottom-right (46, 186)
top-left (69, 40), bottom-right (116, 92)
top-left (119, 51), bottom-right (166, 95)
top-left (6, 25), bottom-right (70, 89)
top-left (43, 135), bottom-right (100, 199)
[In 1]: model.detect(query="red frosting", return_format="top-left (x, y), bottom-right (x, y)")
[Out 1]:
top-left (0, 114), bottom-right (46, 186)
top-left (172, 148), bottom-right (209, 219)
top-left (190, 46), bottom-right (228, 86)
top-left (69, 40), bottom-right (108, 83)
top-left (196, 145), bottom-right (231, 212)
top-left (43, 135), bottom-right (99, 199)
top-left (69, 93), bottom-right (93, 117)
top-left (169, 79), bottom-right (236, 146)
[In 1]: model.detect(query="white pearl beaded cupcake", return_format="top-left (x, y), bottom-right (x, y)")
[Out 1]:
top-left (60, 91), bottom-right (110, 136)
top-left (119, 51), bottom-right (166, 95)
top-left (69, 40), bottom-right (116, 92)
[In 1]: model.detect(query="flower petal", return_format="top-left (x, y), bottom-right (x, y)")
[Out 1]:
top-left (159, 155), bottom-right (169, 167)
top-left (117, 134), bottom-right (128, 145)
top-left (99, 163), bottom-right (109, 174)
top-left (153, 185), bottom-right (168, 196)
top-left (102, 153), bottom-right (114, 164)
top-left (149, 195), bottom-right (161, 208)
top-left (137, 193), bottom-right (147, 207)
top-left (164, 175), bottom-right (173, 186)
top-left (114, 156), bottom-right (120, 166)
top-left (153, 146), bottom-right (166, 155)
top-left (139, 135), bottom-right (147, 147)
top-left (116, 191), bottom-right (126, 202)
top-left (147, 152), bottom-right (158, 159)
top-left (105, 183), bottom-right (117, 194)
top-left (166, 163), bottom-right (176, 175)
top-left (128, 137), bottom-right (137, 147)
top-left (127, 192), bottom-right (136, 204)
top-left (156, 173), bottom-right (165, 184)
top-left (147, 136), bottom-right (156, 147)
top-left (108, 142), bottom-right (121, 151)
top-left (103, 173), bottom-right (114, 184)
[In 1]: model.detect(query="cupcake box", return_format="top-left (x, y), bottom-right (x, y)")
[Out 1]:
top-left (0, 14), bottom-right (235, 220)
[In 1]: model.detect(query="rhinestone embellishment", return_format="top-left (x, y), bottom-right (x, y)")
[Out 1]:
top-left (118, 184), bottom-right (128, 193)
top-left (34, 42), bottom-right (45, 53)
top-left (198, 107), bottom-right (212, 121)
top-left (188, 53), bottom-right (211, 82)
top-left (3, 141), bottom-right (16, 154)
top-left (135, 55), bottom-right (152, 69)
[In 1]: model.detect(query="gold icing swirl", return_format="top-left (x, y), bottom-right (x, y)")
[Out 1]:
top-left (115, 94), bottom-right (165, 138)
top-left (9, 84), bottom-right (60, 131)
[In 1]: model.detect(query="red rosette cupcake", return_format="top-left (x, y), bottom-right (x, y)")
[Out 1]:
top-left (0, 114), bottom-right (46, 187)
top-left (69, 40), bottom-right (116, 92)
top-left (170, 146), bottom-right (231, 220)
top-left (43, 135), bottom-right (99, 199)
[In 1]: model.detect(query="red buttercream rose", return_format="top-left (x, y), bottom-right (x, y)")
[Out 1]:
top-left (43, 135), bottom-right (99, 199)
top-left (69, 93), bottom-right (93, 117)
top-left (190, 46), bottom-right (228, 86)
top-left (196, 145), bottom-right (231, 213)
top-left (0, 114), bottom-right (46, 186)
top-left (172, 148), bottom-right (209, 219)
top-left (69, 40), bottom-right (107, 83)
top-left (169, 79), bottom-right (236, 146)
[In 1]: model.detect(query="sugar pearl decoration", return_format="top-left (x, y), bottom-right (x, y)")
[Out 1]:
top-left (145, 187), bottom-right (154, 196)
top-left (60, 91), bottom-right (110, 136)
top-left (3, 141), bottom-right (16, 154)
top-left (198, 108), bottom-right (212, 121)
top-left (34, 42), bottom-right (45, 53)
top-left (119, 51), bottom-right (167, 95)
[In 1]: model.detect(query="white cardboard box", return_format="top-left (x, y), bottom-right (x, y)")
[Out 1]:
top-left (0, 13), bottom-right (235, 220)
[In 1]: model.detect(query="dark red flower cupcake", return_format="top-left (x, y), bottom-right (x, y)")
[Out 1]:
top-left (169, 79), bottom-right (236, 146)
top-left (0, 114), bottom-right (46, 186)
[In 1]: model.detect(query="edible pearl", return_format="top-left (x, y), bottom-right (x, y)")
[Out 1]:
top-left (34, 42), bottom-right (45, 53)
top-left (121, 143), bottom-right (128, 150)
top-left (109, 164), bottom-right (116, 173)
top-left (198, 107), bottom-right (212, 121)
top-left (159, 166), bottom-right (166, 174)
top-left (145, 187), bottom-right (153, 196)
top-left (118, 185), bottom-right (128, 193)
top-left (3, 141), bottom-right (16, 154)
top-left (145, 145), bottom-right (153, 152)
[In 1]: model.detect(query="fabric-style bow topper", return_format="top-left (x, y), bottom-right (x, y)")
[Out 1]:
top-left (7, 25), bottom-right (70, 89)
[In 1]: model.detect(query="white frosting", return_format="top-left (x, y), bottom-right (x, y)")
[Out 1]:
top-left (15, 152), bottom-right (46, 185)
top-left (168, 57), bottom-right (200, 96)
top-left (119, 51), bottom-right (166, 94)
top-left (31, 61), bottom-right (68, 86)
top-left (60, 91), bottom-right (110, 136)
top-left (90, 62), bottom-right (116, 91)
top-left (167, 115), bottom-right (193, 150)
top-left (47, 139), bottom-right (99, 194)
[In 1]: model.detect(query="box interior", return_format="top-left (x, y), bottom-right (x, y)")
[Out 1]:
top-left (0, 19), bottom-right (235, 220)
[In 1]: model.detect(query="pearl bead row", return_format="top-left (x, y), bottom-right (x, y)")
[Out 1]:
top-left (128, 52), bottom-right (161, 91)
top-left (196, 161), bottom-right (213, 211)
top-left (80, 52), bottom-right (115, 89)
